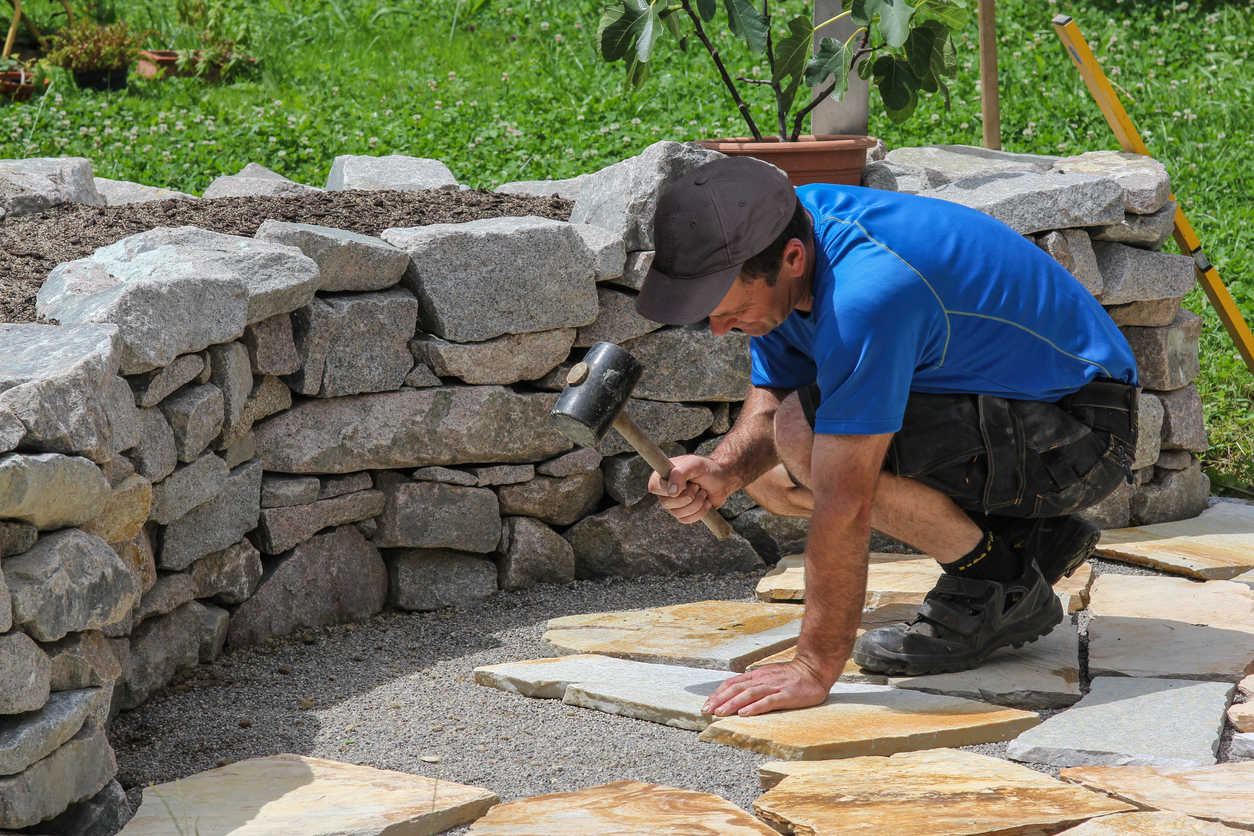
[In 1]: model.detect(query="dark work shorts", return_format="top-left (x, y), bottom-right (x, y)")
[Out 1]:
top-left (797, 379), bottom-right (1138, 519)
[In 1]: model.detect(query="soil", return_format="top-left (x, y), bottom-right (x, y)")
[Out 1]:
top-left (0, 189), bottom-right (574, 325)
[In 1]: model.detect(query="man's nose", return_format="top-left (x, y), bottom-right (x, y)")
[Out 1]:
top-left (709, 317), bottom-right (733, 336)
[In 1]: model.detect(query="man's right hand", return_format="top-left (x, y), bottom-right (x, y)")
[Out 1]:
top-left (648, 455), bottom-right (735, 525)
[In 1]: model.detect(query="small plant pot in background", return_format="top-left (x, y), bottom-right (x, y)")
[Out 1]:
top-left (135, 50), bottom-right (183, 79)
top-left (73, 66), bottom-right (129, 92)
top-left (698, 135), bottom-right (879, 188)
top-left (0, 71), bottom-right (35, 102)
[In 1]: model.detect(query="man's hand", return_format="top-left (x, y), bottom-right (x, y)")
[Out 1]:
top-left (648, 454), bottom-right (734, 524)
top-left (703, 660), bottom-right (832, 717)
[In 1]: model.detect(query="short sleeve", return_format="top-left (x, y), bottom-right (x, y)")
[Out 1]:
top-left (750, 329), bottom-right (817, 391)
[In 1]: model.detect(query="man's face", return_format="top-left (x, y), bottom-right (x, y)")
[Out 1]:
top-left (707, 238), bottom-right (810, 337)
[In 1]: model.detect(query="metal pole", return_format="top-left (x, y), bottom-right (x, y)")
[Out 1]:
top-left (978, 0), bottom-right (1000, 149)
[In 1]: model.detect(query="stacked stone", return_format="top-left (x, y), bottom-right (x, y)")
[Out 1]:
top-left (864, 145), bottom-right (1207, 528)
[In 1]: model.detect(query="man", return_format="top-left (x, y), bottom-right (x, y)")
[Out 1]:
top-left (637, 156), bottom-right (1138, 718)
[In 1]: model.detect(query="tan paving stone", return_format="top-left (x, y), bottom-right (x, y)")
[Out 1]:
top-left (1057, 812), bottom-right (1252, 835)
top-left (753, 748), bottom-right (1133, 835)
top-left (464, 780), bottom-right (780, 835)
top-left (755, 554), bottom-right (806, 602)
top-left (543, 601), bottom-right (804, 672)
top-left (1087, 575), bottom-right (1254, 681)
top-left (698, 688), bottom-right (1039, 760)
top-left (1096, 502), bottom-right (1254, 580)
top-left (1228, 703), bottom-right (1254, 733)
top-left (119, 754), bottom-right (497, 835)
top-left (744, 633), bottom-right (891, 684)
top-left (1057, 562), bottom-right (1096, 613)
top-left (1240, 674), bottom-right (1254, 699)
top-left (473, 654), bottom-right (654, 699)
top-left (1060, 762), bottom-right (1254, 831)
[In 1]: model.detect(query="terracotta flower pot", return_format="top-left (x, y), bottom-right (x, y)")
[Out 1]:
top-left (0, 70), bottom-right (34, 102)
top-left (698, 135), bottom-right (878, 187)
top-left (136, 50), bottom-right (184, 79)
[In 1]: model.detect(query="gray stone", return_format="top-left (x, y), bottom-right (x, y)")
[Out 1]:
top-left (1133, 390), bottom-right (1165, 470)
top-left (528, 361), bottom-right (575, 391)
top-left (79, 474), bottom-right (151, 546)
top-left (0, 157), bottom-right (103, 218)
top-left (206, 342), bottom-right (252, 430)
top-left (319, 472), bottom-right (373, 500)
top-left (105, 376), bottom-right (141, 454)
top-left (595, 399), bottom-right (714, 457)
top-left (133, 573), bottom-right (198, 625)
top-left (202, 163), bottom-right (321, 198)
top-left (37, 777), bottom-right (131, 836)
top-left (216, 374), bottom-right (292, 451)
top-left (570, 223), bottom-right (626, 283)
top-left (411, 329), bottom-right (575, 386)
top-left (0, 725), bottom-right (116, 830)
top-left (127, 408), bottom-right (177, 483)
top-left (3, 530), bottom-right (135, 642)
top-left (1157, 450), bottom-right (1195, 471)
top-left (1232, 732), bottom-right (1254, 759)
top-left (859, 160), bottom-right (929, 193)
top-left (607, 250), bottom-right (653, 291)
top-left (1007, 677), bottom-right (1233, 767)
top-left (621, 326), bottom-right (752, 402)
top-left (110, 528), bottom-right (156, 599)
top-left (885, 144), bottom-right (1059, 186)
top-left (927, 172), bottom-right (1125, 235)
top-left (356, 517), bottom-right (377, 540)
top-left (411, 466), bottom-right (477, 487)
top-left (0, 687), bottom-right (106, 776)
top-left (497, 471), bottom-right (604, 527)
top-left (575, 287), bottom-right (663, 348)
top-left (326, 154), bottom-right (459, 192)
top-left (384, 549), bottom-right (498, 611)
top-left (42, 631), bottom-right (119, 692)
top-left (188, 539), bottom-right (263, 605)
top-left (710, 402), bottom-right (731, 435)
top-left (472, 465), bottom-right (534, 487)
top-left (1092, 201), bottom-right (1178, 249)
top-left (253, 489), bottom-right (386, 554)
top-left (37, 227), bottom-right (321, 373)
top-left (118, 600), bottom-right (204, 709)
top-left (261, 473), bottom-right (319, 508)
top-left (1122, 310), bottom-right (1204, 391)
top-left (0, 521), bottom-right (37, 558)
top-left (495, 516), bottom-right (575, 591)
top-left (372, 472), bottom-right (500, 551)
top-left (1151, 385), bottom-right (1208, 453)
top-left (403, 363), bottom-right (441, 388)
top-left (602, 443), bottom-right (684, 507)
top-left (285, 288), bottom-right (418, 398)
top-left (731, 507), bottom-right (811, 564)
top-left (569, 141), bottom-right (725, 250)
top-left (94, 176), bottom-right (193, 205)
top-left (495, 174), bottom-right (589, 202)
top-left (254, 387), bottom-right (571, 473)
top-left (255, 220), bottom-right (410, 292)
top-left (99, 454), bottom-right (135, 488)
top-left (0, 406), bottom-right (23, 453)
top-left (718, 490), bottom-right (758, 519)
top-left (228, 526), bottom-right (386, 646)
top-left (198, 603), bottom-right (229, 662)
top-left (536, 448), bottom-right (603, 478)
top-left (383, 217), bottom-right (598, 343)
top-left (565, 495), bottom-right (763, 578)
top-left (158, 384), bottom-right (223, 463)
top-left (1131, 458), bottom-right (1210, 526)
top-left (221, 431), bottom-right (255, 469)
top-left (1104, 297), bottom-right (1182, 328)
top-left (1052, 151), bottom-right (1171, 214)
top-left (0, 453), bottom-right (109, 530)
top-left (193, 350), bottom-right (213, 384)
top-left (148, 452), bottom-right (229, 525)
top-left (0, 631), bottom-right (50, 714)
top-left (1036, 230), bottom-right (1103, 296)
top-left (0, 323), bottom-right (120, 463)
top-left (241, 314), bottom-right (300, 376)
top-left (158, 459), bottom-right (262, 571)
top-left (1094, 242), bottom-right (1196, 306)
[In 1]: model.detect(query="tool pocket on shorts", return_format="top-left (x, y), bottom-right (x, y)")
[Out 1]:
top-left (1012, 399), bottom-right (1108, 495)
top-left (888, 393), bottom-right (986, 479)
top-left (978, 395), bottom-right (1027, 510)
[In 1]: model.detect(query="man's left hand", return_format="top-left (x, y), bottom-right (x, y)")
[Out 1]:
top-left (702, 660), bottom-right (832, 717)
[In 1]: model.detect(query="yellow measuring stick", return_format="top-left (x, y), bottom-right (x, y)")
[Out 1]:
top-left (1052, 13), bottom-right (1254, 375)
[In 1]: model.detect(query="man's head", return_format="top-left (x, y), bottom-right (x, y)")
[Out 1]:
top-left (636, 157), bottom-right (812, 334)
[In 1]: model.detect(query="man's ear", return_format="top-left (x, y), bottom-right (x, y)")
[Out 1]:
top-left (782, 238), bottom-right (807, 277)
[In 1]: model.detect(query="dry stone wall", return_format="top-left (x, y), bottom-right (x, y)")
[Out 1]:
top-left (0, 140), bottom-right (1211, 829)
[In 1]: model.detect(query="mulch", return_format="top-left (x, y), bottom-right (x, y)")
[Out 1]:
top-left (0, 189), bottom-right (574, 325)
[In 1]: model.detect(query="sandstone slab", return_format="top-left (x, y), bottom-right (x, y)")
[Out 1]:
top-left (0, 157), bottom-right (103, 217)
top-left (498, 470), bottom-right (604, 527)
top-left (254, 489), bottom-right (386, 554)
top-left (202, 163), bottom-right (321, 198)
top-left (594, 399), bottom-right (713, 456)
top-left (496, 516), bottom-right (574, 591)
top-left (327, 154), bottom-right (459, 191)
top-left (384, 548), bottom-right (498, 611)
top-left (255, 220), bottom-right (409, 292)
top-left (1052, 151), bottom-right (1171, 214)
top-left (372, 472), bottom-right (500, 551)
top-left (254, 386), bottom-right (571, 473)
top-left (0, 725), bottom-right (116, 830)
top-left (1057, 561), bottom-right (1096, 613)
top-left (0, 452), bottom-right (109, 530)
top-left (189, 539), bottom-right (263, 604)
top-left (1092, 200), bottom-right (1178, 249)
top-left (574, 287), bottom-right (662, 347)
top-left (1229, 702), bottom-right (1254, 733)
top-left (158, 458), bottom-right (262, 571)
top-left (0, 631), bottom-right (50, 714)
top-left (1095, 501), bottom-right (1254, 580)
top-left (43, 630), bottom-right (120, 692)
top-left (120, 754), bottom-right (496, 836)
top-left (1057, 811), bottom-right (1250, 836)
top-left (474, 653), bottom-right (668, 699)
top-left (411, 329), bottom-right (575, 385)
top-left (544, 600), bottom-right (803, 672)
top-left (754, 748), bottom-right (1133, 836)
top-left (621, 325), bottom-right (752, 402)
top-left (1060, 762), bottom-right (1254, 831)
top-left (927, 172), bottom-right (1125, 235)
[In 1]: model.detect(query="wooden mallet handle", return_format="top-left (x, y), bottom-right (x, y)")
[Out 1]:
top-left (611, 411), bottom-right (736, 540)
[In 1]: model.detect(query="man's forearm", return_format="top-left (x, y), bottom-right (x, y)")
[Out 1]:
top-left (791, 506), bottom-right (871, 684)
top-left (708, 385), bottom-right (788, 493)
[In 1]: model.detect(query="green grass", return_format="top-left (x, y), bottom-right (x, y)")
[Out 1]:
top-left (2, 0), bottom-right (1253, 482)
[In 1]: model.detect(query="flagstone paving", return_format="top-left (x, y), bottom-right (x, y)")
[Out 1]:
top-left (1096, 502), bottom-right (1254, 580)
top-left (473, 653), bottom-right (657, 699)
top-left (1087, 575), bottom-right (1254, 681)
top-left (543, 601), bottom-right (804, 672)
top-left (1006, 677), bottom-right (1235, 768)
top-left (1057, 811), bottom-right (1251, 835)
top-left (118, 754), bottom-right (498, 836)
top-left (464, 780), bottom-right (780, 835)
top-left (1060, 762), bottom-right (1254, 831)
top-left (1058, 561), bottom-right (1096, 612)
top-left (752, 748), bottom-right (1134, 836)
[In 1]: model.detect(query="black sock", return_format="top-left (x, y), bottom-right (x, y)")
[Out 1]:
top-left (942, 529), bottom-right (1023, 582)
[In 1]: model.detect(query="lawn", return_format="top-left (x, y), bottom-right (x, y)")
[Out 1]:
top-left (1, 0), bottom-right (1252, 484)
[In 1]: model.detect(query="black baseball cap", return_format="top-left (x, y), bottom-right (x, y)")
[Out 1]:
top-left (636, 156), bottom-right (797, 325)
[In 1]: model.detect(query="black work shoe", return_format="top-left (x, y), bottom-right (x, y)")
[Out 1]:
top-left (852, 558), bottom-right (1064, 677)
top-left (996, 514), bottom-right (1101, 586)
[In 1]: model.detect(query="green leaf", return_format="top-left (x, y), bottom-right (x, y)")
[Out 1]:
top-left (856, 53), bottom-right (875, 80)
top-left (597, 0), bottom-right (649, 63)
top-left (850, 0), bottom-right (884, 27)
top-left (876, 0), bottom-right (914, 48)
top-left (696, 0), bottom-right (716, 22)
top-left (903, 18), bottom-right (943, 78)
top-left (806, 35), bottom-right (851, 93)
top-left (624, 55), bottom-right (651, 89)
top-left (772, 15), bottom-right (812, 86)
top-left (724, 0), bottom-right (769, 54)
top-left (636, 7), bottom-right (662, 62)
top-left (873, 53), bottom-right (919, 115)
top-left (923, 0), bottom-right (969, 31)
top-left (660, 6), bottom-right (684, 44)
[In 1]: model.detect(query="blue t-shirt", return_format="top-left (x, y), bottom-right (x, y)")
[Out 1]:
top-left (749, 184), bottom-right (1138, 436)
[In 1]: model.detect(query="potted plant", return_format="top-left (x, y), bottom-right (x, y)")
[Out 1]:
top-left (0, 56), bottom-right (38, 101)
top-left (595, 0), bottom-right (969, 184)
top-left (46, 19), bottom-right (149, 91)
top-left (136, 0), bottom-right (254, 82)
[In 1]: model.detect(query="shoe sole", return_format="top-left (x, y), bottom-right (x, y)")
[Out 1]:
top-left (852, 595), bottom-right (1065, 678)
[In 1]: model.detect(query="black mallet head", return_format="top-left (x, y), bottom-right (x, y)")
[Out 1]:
top-left (548, 342), bottom-right (645, 448)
